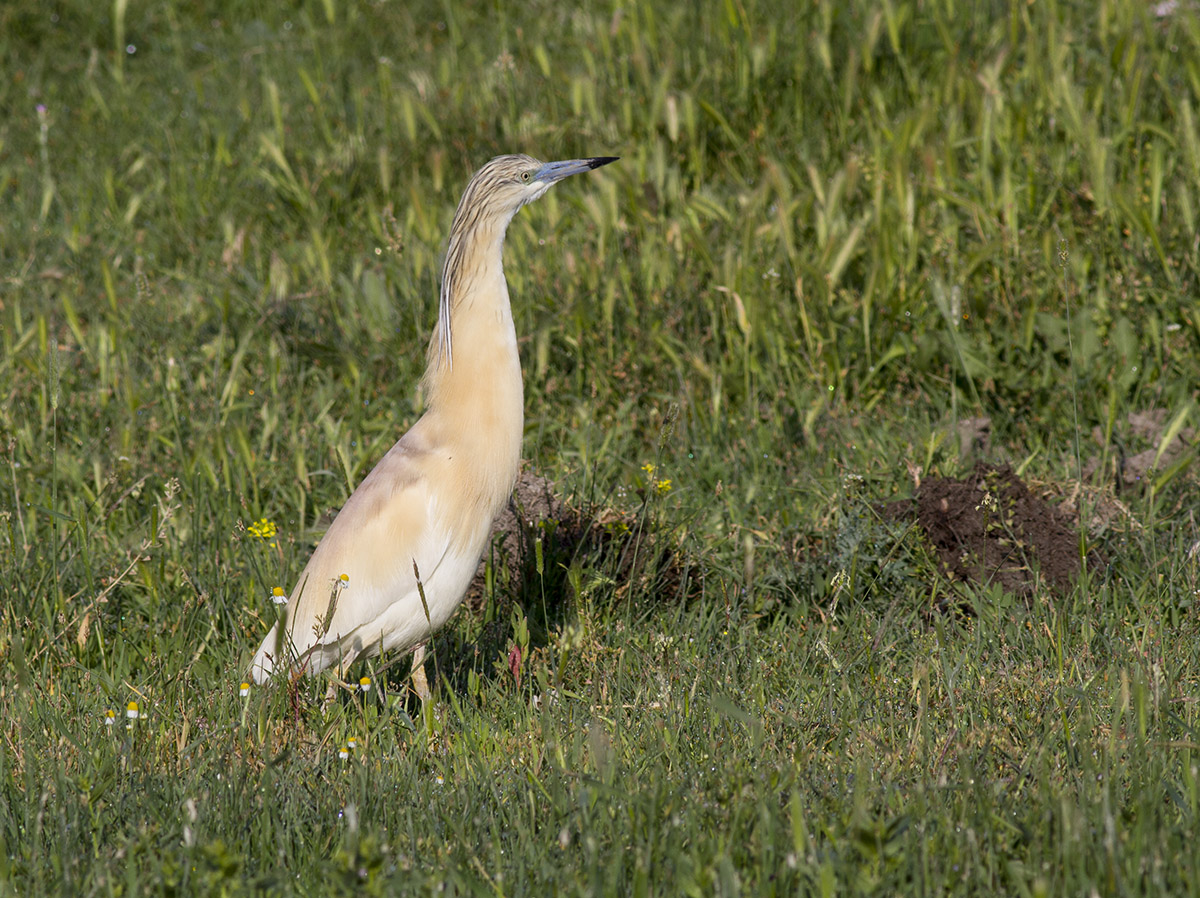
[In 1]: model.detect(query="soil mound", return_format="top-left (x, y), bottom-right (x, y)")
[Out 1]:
top-left (887, 463), bottom-right (1103, 596)
top-left (465, 471), bottom-right (688, 612)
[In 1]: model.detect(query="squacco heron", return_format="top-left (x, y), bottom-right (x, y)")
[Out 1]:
top-left (250, 154), bottom-right (618, 696)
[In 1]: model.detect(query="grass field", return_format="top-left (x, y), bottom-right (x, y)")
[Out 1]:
top-left (3, 0), bottom-right (1200, 893)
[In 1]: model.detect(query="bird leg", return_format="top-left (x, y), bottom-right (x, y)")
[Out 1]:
top-left (323, 647), bottom-right (360, 702)
top-left (409, 642), bottom-right (432, 703)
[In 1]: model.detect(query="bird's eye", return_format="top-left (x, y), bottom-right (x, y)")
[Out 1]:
top-left (520, 170), bottom-right (532, 183)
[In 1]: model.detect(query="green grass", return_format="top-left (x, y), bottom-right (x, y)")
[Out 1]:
top-left (2, 0), bottom-right (1199, 893)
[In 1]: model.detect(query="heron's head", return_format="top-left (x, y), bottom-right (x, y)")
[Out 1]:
top-left (456, 154), bottom-right (619, 225)
top-left (433, 153), bottom-right (618, 369)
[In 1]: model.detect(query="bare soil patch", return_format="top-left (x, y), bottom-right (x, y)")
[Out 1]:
top-left (884, 463), bottom-right (1104, 597)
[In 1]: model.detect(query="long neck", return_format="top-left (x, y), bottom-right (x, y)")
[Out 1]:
top-left (421, 214), bottom-right (525, 472)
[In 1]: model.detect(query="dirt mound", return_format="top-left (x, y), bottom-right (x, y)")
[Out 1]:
top-left (886, 464), bottom-right (1103, 597)
top-left (464, 470), bottom-right (688, 613)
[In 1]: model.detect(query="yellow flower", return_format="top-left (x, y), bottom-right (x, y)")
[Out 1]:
top-left (270, 586), bottom-right (288, 605)
top-left (338, 746), bottom-right (350, 760)
top-left (248, 518), bottom-right (278, 548)
top-left (248, 518), bottom-right (276, 539)
top-left (126, 701), bottom-right (139, 719)
top-left (239, 682), bottom-right (250, 697)
top-left (359, 676), bottom-right (371, 693)
top-left (641, 463), bottom-right (672, 495)
top-left (338, 573), bottom-right (350, 590)
top-left (346, 738), bottom-right (357, 750)
top-left (104, 709), bottom-right (116, 727)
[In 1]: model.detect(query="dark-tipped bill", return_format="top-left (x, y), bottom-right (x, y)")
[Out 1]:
top-left (535, 156), bottom-right (619, 183)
